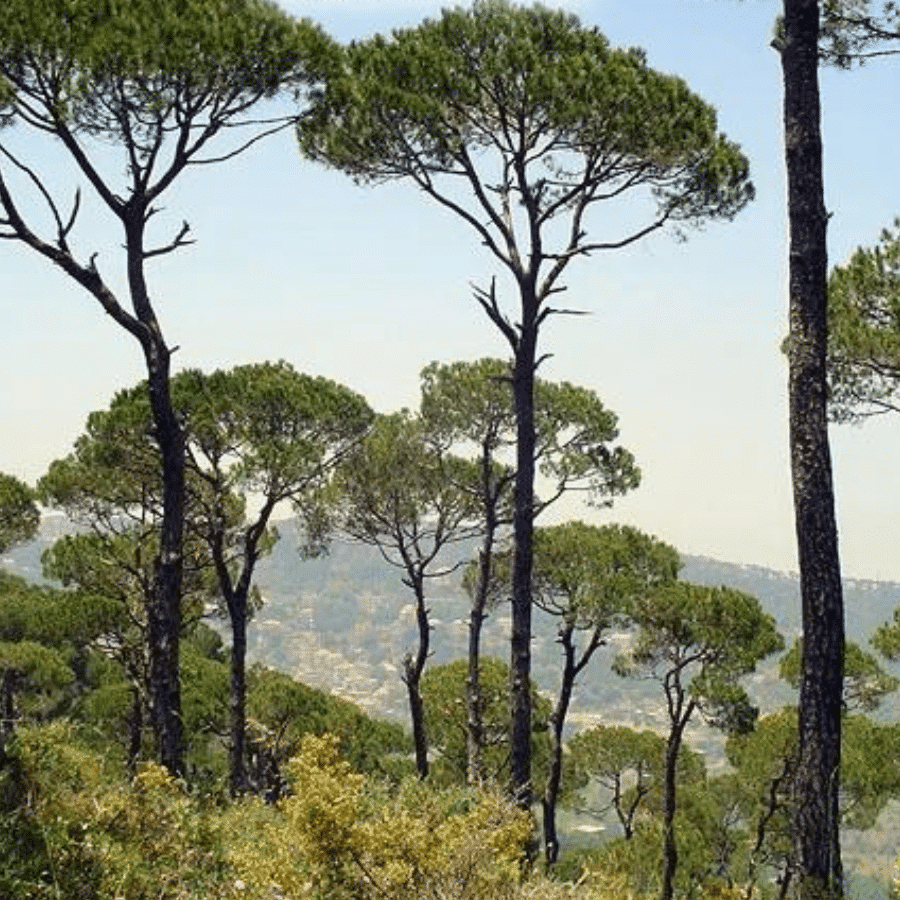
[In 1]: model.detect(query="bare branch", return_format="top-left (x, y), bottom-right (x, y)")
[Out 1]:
top-left (186, 118), bottom-right (297, 166)
top-left (472, 278), bottom-right (518, 350)
top-left (0, 167), bottom-right (145, 343)
top-left (143, 220), bottom-right (195, 259)
top-left (0, 144), bottom-right (80, 249)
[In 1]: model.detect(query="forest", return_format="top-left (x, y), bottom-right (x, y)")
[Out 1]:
top-left (0, 1), bottom-right (899, 899)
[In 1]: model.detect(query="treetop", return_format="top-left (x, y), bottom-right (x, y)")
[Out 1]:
top-left (0, 0), bottom-right (328, 106)
top-left (297, 0), bottom-right (754, 237)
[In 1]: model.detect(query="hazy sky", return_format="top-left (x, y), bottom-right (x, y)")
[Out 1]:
top-left (1, 1), bottom-right (898, 580)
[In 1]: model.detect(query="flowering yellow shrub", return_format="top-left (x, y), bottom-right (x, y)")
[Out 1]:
top-left (229, 732), bottom-right (533, 900)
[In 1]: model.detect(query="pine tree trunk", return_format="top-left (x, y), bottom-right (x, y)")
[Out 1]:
top-left (542, 624), bottom-right (575, 868)
top-left (510, 313), bottom-right (537, 809)
top-left (1, 669), bottom-right (15, 741)
top-left (127, 681), bottom-right (143, 777)
top-left (466, 558), bottom-right (487, 786)
top-left (127, 214), bottom-right (186, 779)
top-left (405, 576), bottom-right (431, 780)
top-left (466, 470), bottom-right (501, 786)
top-left (661, 703), bottom-right (692, 900)
top-left (229, 606), bottom-right (249, 796)
top-left (780, 2), bottom-right (845, 897)
top-left (145, 354), bottom-right (186, 778)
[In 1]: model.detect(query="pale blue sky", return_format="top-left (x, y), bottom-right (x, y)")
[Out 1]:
top-left (1, 1), bottom-right (899, 580)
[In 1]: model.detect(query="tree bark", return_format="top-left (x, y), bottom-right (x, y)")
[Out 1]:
top-left (405, 576), bottom-right (431, 780)
top-left (541, 622), bottom-right (575, 868)
top-left (542, 621), bottom-right (605, 867)
top-left (466, 549), bottom-right (488, 786)
top-left (127, 681), bottom-right (144, 777)
top-left (466, 444), bottom-right (504, 786)
top-left (1, 669), bottom-right (15, 742)
top-left (661, 698), bottom-right (693, 900)
top-left (229, 606), bottom-right (249, 795)
top-left (510, 305), bottom-right (538, 809)
top-left (126, 212), bottom-right (186, 779)
top-left (780, 2), bottom-right (845, 897)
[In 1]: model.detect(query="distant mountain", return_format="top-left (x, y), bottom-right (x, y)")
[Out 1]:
top-left (243, 523), bottom-right (900, 714)
top-left (6, 515), bottom-right (900, 723)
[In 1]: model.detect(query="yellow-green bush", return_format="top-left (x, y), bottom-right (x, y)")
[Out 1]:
top-left (0, 725), bottom-right (763, 900)
top-left (229, 732), bottom-right (534, 900)
top-left (92, 761), bottom-right (237, 899)
top-left (0, 723), bottom-right (242, 900)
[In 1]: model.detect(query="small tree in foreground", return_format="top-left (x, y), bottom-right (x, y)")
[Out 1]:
top-left (529, 522), bottom-right (679, 866)
top-left (567, 724), bottom-right (668, 841)
top-left (0, 0), bottom-right (329, 776)
top-left (482, 521), bottom-right (679, 866)
top-left (420, 657), bottom-right (552, 790)
top-left (298, 0), bottom-right (754, 805)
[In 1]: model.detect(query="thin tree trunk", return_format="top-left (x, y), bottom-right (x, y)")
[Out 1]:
top-left (660, 669), bottom-right (693, 900)
top-left (542, 622), bottom-right (576, 869)
top-left (466, 453), bottom-right (503, 785)
top-left (1, 669), bottom-right (15, 742)
top-left (661, 702), bottom-right (693, 900)
top-left (405, 577), bottom-right (431, 780)
top-left (214, 509), bottom-right (271, 797)
top-left (127, 681), bottom-right (143, 777)
top-left (780, 3), bottom-right (845, 897)
top-left (466, 551), bottom-right (488, 785)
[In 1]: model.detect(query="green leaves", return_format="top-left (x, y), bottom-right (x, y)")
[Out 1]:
top-left (530, 521), bottom-right (679, 624)
top-left (0, 0), bottom-right (327, 116)
top-left (780, 638), bottom-right (899, 712)
top-left (616, 581), bottom-right (784, 712)
top-left (827, 217), bottom-right (900, 421)
top-left (419, 357), bottom-right (640, 513)
top-left (298, 0), bottom-right (753, 241)
top-left (0, 473), bottom-right (38, 555)
top-left (330, 410), bottom-right (481, 559)
top-left (421, 657), bottom-right (552, 788)
top-left (819, 0), bottom-right (900, 67)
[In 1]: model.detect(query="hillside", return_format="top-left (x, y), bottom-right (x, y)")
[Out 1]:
top-left (4, 516), bottom-right (900, 893)
top-left (6, 516), bottom-right (900, 728)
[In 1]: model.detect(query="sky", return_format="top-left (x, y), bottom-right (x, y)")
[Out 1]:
top-left (0, 1), bottom-right (899, 580)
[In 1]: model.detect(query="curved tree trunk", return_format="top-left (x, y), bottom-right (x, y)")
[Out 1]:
top-left (405, 577), bottom-right (431, 780)
top-left (542, 623), bottom-right (605, 868)
top-left (542, 623), bottom-right (575, 869)
top-left (780, 3), bottom-right (845, 897)
top-left (466, 459), bottom-right (503, 786)
top-left (661, 701), bottom-right (693, 900)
